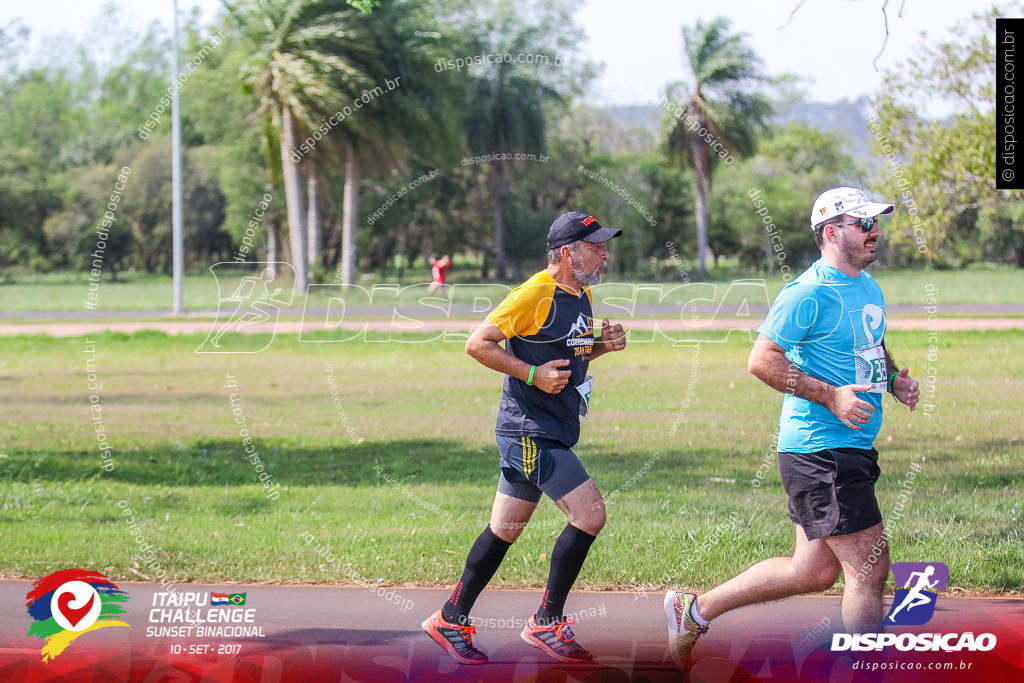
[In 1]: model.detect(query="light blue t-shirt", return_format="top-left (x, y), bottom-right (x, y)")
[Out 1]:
top-left (757, 259), bottom-right (888, 453)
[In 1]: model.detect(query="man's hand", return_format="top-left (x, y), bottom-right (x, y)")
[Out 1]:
top-left (600, 319), bottom-right (626, 352)
top-left (828, 383), bottom-right (875, 429)
top-left (532, 359), bottom-right (571, 394)
top-left (891, 367), bottom-right (919, 411)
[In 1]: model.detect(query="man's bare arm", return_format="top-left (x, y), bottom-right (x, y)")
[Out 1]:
top-left (465, 321), bottom-right (570, 395)
top-left (747, 334), bottom-right (875, 429)
top-left (748, 335), bottom-right (835, 405)
top-left (465, 322), bottom-right (530, 380)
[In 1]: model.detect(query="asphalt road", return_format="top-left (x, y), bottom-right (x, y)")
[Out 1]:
top-left (2, 582), bottom-right (1022, 682)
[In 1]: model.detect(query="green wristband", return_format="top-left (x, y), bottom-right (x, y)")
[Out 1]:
top-left (887, 371), bottom-right (897, 393)
top-left (527, 365), bottom-right (536, 386)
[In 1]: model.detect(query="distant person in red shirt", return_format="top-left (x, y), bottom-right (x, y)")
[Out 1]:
top-left (429, 253), bottom-right (450, 293)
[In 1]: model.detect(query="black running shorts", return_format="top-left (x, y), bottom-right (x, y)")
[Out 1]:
top-left (495, 434), bottom-right (590, 504)
top-left (778, 447), bottom-right (883, 540)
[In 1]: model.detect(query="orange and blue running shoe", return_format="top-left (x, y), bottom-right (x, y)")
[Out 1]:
top-left (421, 609), bottom-right (487, 664)
top-left (520, 615), bottom-right (593, 663)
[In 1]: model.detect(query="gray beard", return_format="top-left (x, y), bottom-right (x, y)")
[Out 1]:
top-left (573, 263), bottom-right (604, 287)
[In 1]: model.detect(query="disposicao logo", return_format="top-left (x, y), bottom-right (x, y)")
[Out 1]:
top-left (25, 569), bottom-right (130, 662)
top-left (886, 562), bottom-right (948, 625)
top-left (831, 562), bottom-right (996, 653)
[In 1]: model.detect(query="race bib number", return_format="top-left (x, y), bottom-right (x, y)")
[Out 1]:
top-left (858, 345), bottom-right (887, 393)
top-left (576, 375), bottom-right (594, 424)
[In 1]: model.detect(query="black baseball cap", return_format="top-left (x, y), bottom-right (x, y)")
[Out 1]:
top-left (547, 211), bottom-right (623, 250)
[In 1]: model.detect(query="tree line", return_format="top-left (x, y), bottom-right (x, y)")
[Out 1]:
top-left (0, 1), bottom-right (1015, 290)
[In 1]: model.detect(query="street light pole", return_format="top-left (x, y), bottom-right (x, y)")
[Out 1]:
top-left (171, 0), bottom-right (184, 314)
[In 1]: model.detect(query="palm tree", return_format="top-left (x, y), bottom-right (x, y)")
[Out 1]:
top-left (665, 17), bottom-right (772, 277)
top-left (302, 141), bottom-right (330, 273)
top-left (233, 0), bottom-right (459, 288)
top-left (255, 109), bottom-right (286, 266)
top-left (307, 169), bottom-right (321, 271)
top-left (231, 0), bottom-right (374, 292)
top-left (464, 24), bottom-right (560, 280)
top-left (324, 0), bottom-right (456, 287)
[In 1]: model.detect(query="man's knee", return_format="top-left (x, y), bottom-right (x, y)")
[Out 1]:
top-left (807, 563), bottom-right (841, 592)
top-left (791, 548), bottom-right (841, 592)
top-left (856, 553), bottom-right (889, 590)
top-left (490, 519), bottom-right (527, 543)
top-left (568, 503), bottom-right (606, 535)
top-left (847, 548), bottom-right (889, 592)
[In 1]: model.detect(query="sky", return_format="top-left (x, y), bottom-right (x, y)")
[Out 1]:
top-left (9, 0), bottom-right (995, 106)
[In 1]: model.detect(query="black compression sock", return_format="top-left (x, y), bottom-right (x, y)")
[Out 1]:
top-left (441, 525), bottom-right (513, 625)
top-left (534, 524), bottom-right (597, 625)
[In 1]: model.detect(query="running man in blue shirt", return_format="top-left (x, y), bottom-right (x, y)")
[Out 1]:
top-left (665, 187), bottom-right (921, 668)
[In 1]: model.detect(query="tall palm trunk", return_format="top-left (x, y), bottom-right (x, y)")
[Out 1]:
top-left (265, 180), bottom-right (279, 265)
top-left (267, 216), bottom-right (279, 264)
top-left (279, 106), bottom-right (308, 292)
top-left (493, 165), bottom-right (506, 280)
top-left (307, 171), bottom-right (321, 275)
top-left (396, 230), bottom-right (406, 278)
top-left (689, 134), bottom-right (711, 278)
top-left (341, 136), bottom-right (359, 288)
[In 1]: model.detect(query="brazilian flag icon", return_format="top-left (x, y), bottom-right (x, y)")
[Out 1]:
top-left (228, 593), bottom-right (247, 606)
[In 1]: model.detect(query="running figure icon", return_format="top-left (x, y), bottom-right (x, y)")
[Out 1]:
top-left (208, 266), bottom-right (286, 347)
top-left (196, 262), bottom-right (296, 354)
top-left (887, 564), bottom-right (939, 622)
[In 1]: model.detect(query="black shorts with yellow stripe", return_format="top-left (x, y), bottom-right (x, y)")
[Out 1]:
top-left (495, 434), bottom-right (590, 504)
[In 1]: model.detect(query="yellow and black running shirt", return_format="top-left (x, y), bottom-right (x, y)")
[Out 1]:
top-left (487, 270), bottom-right (594, 447)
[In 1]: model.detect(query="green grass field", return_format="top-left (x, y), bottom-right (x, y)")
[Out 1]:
top-left (1, 330), bottom-right (1022, 595)
top-left (2, 265), bottom-right (1023, 314)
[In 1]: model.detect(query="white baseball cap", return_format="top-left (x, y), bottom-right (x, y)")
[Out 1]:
top-left (810, 187), bottom-right (894, 229)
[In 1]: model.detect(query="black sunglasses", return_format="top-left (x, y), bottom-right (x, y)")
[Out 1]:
top-left (834, 217), bottom-right (878, 233)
